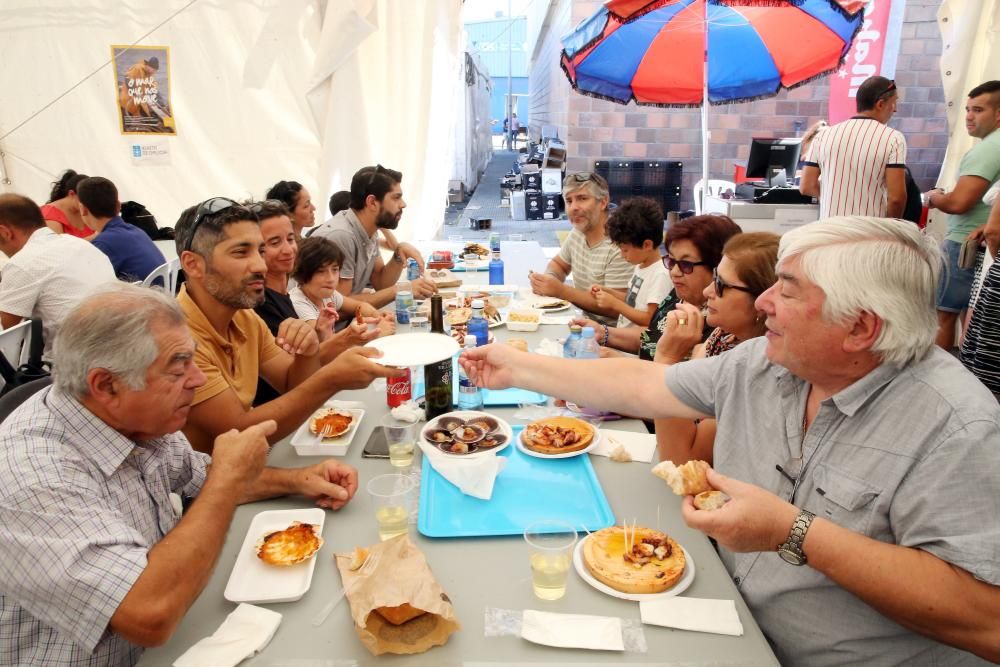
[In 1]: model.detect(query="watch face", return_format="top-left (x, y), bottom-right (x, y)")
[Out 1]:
top-left (778, 547), bottom-right (806, 566)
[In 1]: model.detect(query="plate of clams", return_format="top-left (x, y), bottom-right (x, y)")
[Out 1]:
top-left (420, 410), bottom-right (513, 458)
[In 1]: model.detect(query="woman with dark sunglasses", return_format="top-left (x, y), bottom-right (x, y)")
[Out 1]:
top-left (653, 232), bottom-right (779, 464)
top-left (572, 214), bottom-right (741, 360)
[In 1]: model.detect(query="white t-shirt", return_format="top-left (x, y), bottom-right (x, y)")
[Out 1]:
top-left (618, 260), bottom-right (671, 328)
top-left (288, 285), bottom-right (345, 321)
top-left (0, 227), bottom-right (116, 356)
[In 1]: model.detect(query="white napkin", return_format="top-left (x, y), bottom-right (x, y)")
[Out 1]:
top-left (390, 401), bottom-right (425, 423)
top-left (521, 609), bottom-right (625, 651)
top-left (173, 603), bottom-right (282, 667)
top-left (639, 598), bottom-right (744, 636)
top-left (535, 338), bottom-right (564, 357)
top-left (591, 430), bottom-right (658, 463)
top-left (418, 440), bottom-right (507, 500)
top-left (540, 314), bottom-right (573, 326)
top-left (328, 399), bottom-right (365, 410)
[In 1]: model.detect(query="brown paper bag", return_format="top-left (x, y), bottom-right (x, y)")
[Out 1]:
top-left (334, 535), bottom-right (460, 655)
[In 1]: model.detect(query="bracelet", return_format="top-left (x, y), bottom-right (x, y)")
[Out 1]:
top-left (601, 324), bottom-right (610, 347)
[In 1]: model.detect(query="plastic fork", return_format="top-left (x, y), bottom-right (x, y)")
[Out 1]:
top-left (311, 424), bottom-right (333, 446)
top-left (311, 552), bottom-right (380, 626)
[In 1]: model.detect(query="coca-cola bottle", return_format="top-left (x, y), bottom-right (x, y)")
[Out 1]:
top-left (424, 294), bottom-right (453, 419)
top-left (386, 367), bottom-right (412, 407)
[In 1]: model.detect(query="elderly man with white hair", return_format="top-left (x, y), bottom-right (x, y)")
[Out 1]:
top-left (461, 217), bottom-right (1000, 665)
top-left (0, 284), bottom-right (361, 666)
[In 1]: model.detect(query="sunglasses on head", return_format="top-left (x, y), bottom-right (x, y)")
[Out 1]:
top-left (663, 255), bottom-right (709, 275)
top-left (183, 197), bottom-right (241, 252)
top-left (713, 268), bottom-right (755, 297)
top-left (246, 198), bottom-right (284, 216)
top-left (878, 79), bottom-right (897, 100)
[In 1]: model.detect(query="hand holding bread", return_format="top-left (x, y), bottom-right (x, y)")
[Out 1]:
top-left (652, 460), bottom-right (729, 510)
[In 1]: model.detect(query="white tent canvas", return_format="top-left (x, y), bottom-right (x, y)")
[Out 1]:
top-left (0, 0), bottom-right (462, 242)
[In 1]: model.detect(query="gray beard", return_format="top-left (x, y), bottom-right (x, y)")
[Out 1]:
top-left (204, 269), bottom-right (264, 309)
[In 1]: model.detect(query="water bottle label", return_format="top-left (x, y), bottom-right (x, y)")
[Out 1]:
top-left (459, 379), bottom-right (477, 393)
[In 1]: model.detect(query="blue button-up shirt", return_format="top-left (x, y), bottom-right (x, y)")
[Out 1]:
top-left (91, 216), bottom-right (166, 282)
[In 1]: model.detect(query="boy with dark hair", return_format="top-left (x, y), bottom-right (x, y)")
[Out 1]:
top-left (593, 197), bottom-right (672, 327)
top-left (78, 176), bottom-right (165, 282)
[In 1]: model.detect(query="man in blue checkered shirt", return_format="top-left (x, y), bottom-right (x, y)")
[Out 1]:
top-left (0, 283), bottom-right (360, 666)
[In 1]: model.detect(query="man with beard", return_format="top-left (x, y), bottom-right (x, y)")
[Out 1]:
top-left (528, 172), bottom-right (634, 326)
top-left (309, 165), bottom-right (435, 309)
top-left (173, 198), bottom-right (401, 453)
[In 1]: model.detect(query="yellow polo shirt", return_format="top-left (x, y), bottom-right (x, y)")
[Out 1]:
top-left (177, 284), bottom-right (284, 410)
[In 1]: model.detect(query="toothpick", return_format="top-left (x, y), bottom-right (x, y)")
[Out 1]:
top-left (580, 524), bottom-right (592, 537)
top-left (657, 505), bottom-right (661, 533)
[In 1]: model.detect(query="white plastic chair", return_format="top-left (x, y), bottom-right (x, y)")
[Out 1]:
top-left (0, 320), bottom-right (32, 392)
top-left (693, 179), bottom-right (736, 215)
top-left (142, 257), bottom-right (181, 293)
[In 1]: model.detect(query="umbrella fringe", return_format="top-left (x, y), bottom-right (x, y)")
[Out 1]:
top-left (607, 0), bottom-right (678, 23)
top-left (708, 0), bottom-right (807, 6)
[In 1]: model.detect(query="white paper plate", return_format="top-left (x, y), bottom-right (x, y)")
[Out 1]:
top-left (573, 536), bottom-right (695, 601)
top-left (420, 410), bottom-right (513, 459)
top-left (366, 332), bottom-right (459, 367)
top-left (458, 258), bottom-right (489, 270)
top-left (458, 284), bottom-right (518, 293)
top-left (516, 424), bottom-right (601, 459)
top-left (290, 407), bottom-right (365, 456)
top-left (523, 296), bottom-right (571, 312)
top-left (224, 508), bottom-right (325, 604)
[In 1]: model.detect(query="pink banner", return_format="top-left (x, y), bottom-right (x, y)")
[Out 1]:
top-left (828, 0), bottom-right (904, 123)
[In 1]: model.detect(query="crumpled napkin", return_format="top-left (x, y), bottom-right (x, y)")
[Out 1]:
top-left (540, 314), bottom-right (573, 326)
top-left (591, 429), bottom-right (658, 463)
top-left (417, 440), bottom-right (507, 500)
top-left (639, 598), bottom-right (744, 636)
top-left (390, 401), bottom-right (425, 423)
top-left (328, 399), bottom-right (365, 410)
top-left (521, 609), bottom-right (625, 651)
top-left (173, 603), bottom-right (282, 667)
top-left (535, 338), bottom-right (564, 357)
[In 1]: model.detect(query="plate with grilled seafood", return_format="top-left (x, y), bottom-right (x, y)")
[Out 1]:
top-left (420, 410), bottom-right (512, 458)
top-left (517, 416), bottom-right (599, 458)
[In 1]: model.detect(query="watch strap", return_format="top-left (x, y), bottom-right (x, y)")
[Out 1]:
top-left (778, 509), bottom-right (815, 565)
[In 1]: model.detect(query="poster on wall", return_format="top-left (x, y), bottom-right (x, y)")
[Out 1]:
top-left (111, 45), bottom-right (176, 135)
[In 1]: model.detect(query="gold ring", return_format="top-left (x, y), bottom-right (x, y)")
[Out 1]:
top-left (678, 318), bottom-right (687, 325)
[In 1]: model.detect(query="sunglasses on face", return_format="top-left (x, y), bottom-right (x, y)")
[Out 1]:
top-left (663, 255), bottom-right (709, 275)
top-left (713, 268), bottom-right (755, 297)
top-left (184, 197), bottom-right (241, 252)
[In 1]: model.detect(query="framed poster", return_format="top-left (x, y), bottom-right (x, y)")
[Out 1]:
top-left (111, 45), bottom-right (176, 135)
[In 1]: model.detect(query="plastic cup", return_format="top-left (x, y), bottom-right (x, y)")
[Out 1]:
top-left (448, 234), bottom-right (463, 245)
top-left (382, 414), bottom-right (416, 468)
top-left (368, 473), bottom-right (415, 541)
top-left (524, 520), bottom-right (577, 600)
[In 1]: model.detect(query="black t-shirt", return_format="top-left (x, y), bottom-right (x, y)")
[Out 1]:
top-left (253, 287), bottom-right (297, 405)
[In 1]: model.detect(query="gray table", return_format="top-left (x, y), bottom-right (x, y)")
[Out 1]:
top-left (140, 256), bottom-right (777, 666)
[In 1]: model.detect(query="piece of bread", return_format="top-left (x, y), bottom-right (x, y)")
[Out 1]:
top-left (348, 546), bottom-right (369, 571)
top-left (608, 443), bottom-right (632, 463)
top-left (582, 526), bottom-right (685, 594)
top-left (651, 460), bottom-right (713, 496)
top-left (506, 338), bottom-right (528, 352)
top-left (375, 603), bottom-right (427, 626)
top-left (693, 490), bottom-right (728, 511)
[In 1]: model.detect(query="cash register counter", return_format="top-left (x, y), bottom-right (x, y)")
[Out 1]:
top-left (704, 195), bottom-right (820, 235)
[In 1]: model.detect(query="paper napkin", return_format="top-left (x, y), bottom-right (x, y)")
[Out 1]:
top-left (540, 314), bottom-right (573, 326)
top-left (591, 429), bottom-right (658, 463)
top-left (418, 441), bottom-right (507, 500)
top-left (639, 597), bottom-right (744, 636)
top-left (173, 603), bottom-right (282, 667)
top-left (521, 609), bottom-right (625, 651)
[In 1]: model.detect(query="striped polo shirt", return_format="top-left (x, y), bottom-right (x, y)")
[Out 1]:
top-left (803, 117), bottom-right (907, 219)
top-left (557, 227), bottom-right (635, 325)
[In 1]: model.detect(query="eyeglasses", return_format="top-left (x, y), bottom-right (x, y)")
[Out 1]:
top-left (663, 255), bottom-right (709, 275)
top-left (246, 198), bottom-right (283, 215)
top-left (365, 164), bottom-right (388, 188)
top-left (877, 79), bottom-right (897, 100)
top-left (713, 268), bottom-right (755, 297)
top-left (183, 197), bottom-right (240, 252)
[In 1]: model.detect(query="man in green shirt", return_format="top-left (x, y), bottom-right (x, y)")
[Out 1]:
top-left (925, 80), bottom-right (1000, 349)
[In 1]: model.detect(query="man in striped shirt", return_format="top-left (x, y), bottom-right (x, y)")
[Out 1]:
top-left (799, 76), bottom-right (907, 220)
top-left (528, 172), bottom-right (635, 326)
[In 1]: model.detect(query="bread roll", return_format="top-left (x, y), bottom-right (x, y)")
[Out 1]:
top-left (652, 460), bottom-right (713, 496)
top-left (693, 490), bottom-right (728, 511)
top-left (374, 603), bottom-right (427, 626)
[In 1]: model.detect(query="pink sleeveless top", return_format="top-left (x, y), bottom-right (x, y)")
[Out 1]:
top-left (40, 203), bottom-right (90, 239)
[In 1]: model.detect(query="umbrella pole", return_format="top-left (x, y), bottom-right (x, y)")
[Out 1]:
top-left (701, 57), bottom-right (709, 213)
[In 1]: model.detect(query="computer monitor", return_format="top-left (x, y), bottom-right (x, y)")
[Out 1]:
top-left (745, 137), bottom-right (802, 186)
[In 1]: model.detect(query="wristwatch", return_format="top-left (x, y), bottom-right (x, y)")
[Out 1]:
top-left (777, 509), bottom-right (815, 566)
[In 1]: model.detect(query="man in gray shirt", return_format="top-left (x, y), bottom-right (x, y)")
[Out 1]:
top-left (460, 216), bottom-right (1000, 665)
top-left (309, 165), bottom-right (435, 309)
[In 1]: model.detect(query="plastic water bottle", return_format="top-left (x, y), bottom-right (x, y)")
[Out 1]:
top-left (406, 258), bottom-right (420, 281)
top-left (576, 326), bottom-right (601, 360)
top-left (563, 324), bottom-right (582, 359)
top-left (468, 299), bottom-right (489, 348)
top-left (489, 233), bottom-right (501, 253)
top-left (489, 250), bottom-right (505, 285)
top-left (457, 335), bottom-right (484, 410)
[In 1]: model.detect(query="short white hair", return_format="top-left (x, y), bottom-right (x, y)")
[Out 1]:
top-left (778, 216), bottom-right (941, 366)
top-left (52, 283), bottom-right (185, 399)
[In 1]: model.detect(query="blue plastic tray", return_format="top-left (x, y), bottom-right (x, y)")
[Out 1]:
top-left (417, 426), bottom-right (615, 538)
top-left (452, 383), bottom-right (547, 406)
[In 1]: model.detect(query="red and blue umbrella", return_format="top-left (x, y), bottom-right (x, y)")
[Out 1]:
top-left (561, 0), bottom-right (865, 106)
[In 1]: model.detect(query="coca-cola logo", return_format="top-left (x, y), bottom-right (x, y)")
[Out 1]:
top-left (387, 381), bottom-right (410, 395)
